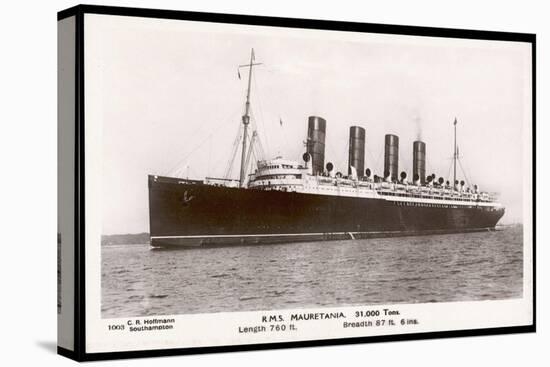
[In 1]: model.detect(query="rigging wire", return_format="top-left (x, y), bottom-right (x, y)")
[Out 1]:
top-left (249, 128), bottom-right (264, 164)
top-left (160, 121), bottom-right (215, 174)
top-left (251, 69), bottom-right (271, 158)
top-left (248, 131), bottom-right (260, 178)
top-left (166, 133), bottom-right (214, 178)
top-left (243, 131), bottom-right (256, 177)
top-left (255, 133), bottom-right (266, 161)
top-left (458, 158), bottom-right (472, 187)
top-left (249, 110), bottom-right (265, 160)
top-left (250, 141), bottom-right (259, 174)
top-left (165, 105), bottom-right (241, 177)
top-left (223, 125), bottom-right (243, 179)
top-left (166, 53), bottom-right (271, 181)
top-left (209, 130), bottom-right (240, 179)
top-left (445, 158), bottom-right (453, 182)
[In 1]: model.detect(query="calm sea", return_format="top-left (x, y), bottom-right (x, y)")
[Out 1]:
top-left (101, 225), bottom-right (523, 318)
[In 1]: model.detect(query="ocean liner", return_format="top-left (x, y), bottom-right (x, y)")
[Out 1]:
top-left (147, 49), bottom-right (505, 248)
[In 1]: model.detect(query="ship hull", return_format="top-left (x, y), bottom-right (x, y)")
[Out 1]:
top-left (148, 175), bottom-right (505, 248)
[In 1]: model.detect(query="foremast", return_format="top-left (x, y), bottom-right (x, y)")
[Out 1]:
top-left (453, 117), bottom-right (457, 191)
top-left (238, 49), bottom-right (262, 187)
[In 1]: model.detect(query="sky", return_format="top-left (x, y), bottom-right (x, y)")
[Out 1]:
top-left (84, 14), bottom-right (532, 234)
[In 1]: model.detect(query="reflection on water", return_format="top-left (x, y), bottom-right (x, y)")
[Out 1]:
top-left (101, 225), bottom-right (523, 318)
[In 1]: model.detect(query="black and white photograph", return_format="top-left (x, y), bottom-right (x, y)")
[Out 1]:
top-left (54, 3), bottom-right (536, 360)
top-left (94, 13), bottom-right (531, 318)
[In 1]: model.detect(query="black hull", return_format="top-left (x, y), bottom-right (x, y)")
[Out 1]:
top-left (147, 175), bottom-right (505, 248)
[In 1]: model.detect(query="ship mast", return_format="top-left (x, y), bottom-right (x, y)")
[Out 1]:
top-left (239, 49), bottom-right (262, 187)
top-left (453, 117), bottom-right (457, 190)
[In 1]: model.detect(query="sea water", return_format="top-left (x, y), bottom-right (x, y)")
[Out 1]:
top-left (101, 225), bottom-right (523, 318)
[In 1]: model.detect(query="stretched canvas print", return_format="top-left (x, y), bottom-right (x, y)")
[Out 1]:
top-left (57, 5), bottom-right (535, 361)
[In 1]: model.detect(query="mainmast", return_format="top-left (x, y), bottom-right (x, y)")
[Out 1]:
top-left (238, 48), bottom-right (262, 187)
top-left (453, 117), bottom-right (457, 190)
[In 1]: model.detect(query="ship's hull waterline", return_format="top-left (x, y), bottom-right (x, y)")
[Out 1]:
top-left (148, 175), bottom-right (505, 249)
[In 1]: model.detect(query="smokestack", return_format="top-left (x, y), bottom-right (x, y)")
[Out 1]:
top-left (384, 134), bottom-right (399, 181)
top-left (306, 116), bottom-right (326, 176)
top-left (348, 126), bottom-right (365, 177)
top-left (413, 141), bottom-right (426, 185)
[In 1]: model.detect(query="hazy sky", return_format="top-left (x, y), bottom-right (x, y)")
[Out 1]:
top-left (84, 14), bottom-right (532, 234)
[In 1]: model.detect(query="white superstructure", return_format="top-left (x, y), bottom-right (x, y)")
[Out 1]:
top-left (242, 157), bottom-right (501, 209)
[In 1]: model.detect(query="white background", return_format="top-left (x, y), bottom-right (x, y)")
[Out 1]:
top-left (0, 0), bottom-right (547, 366)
